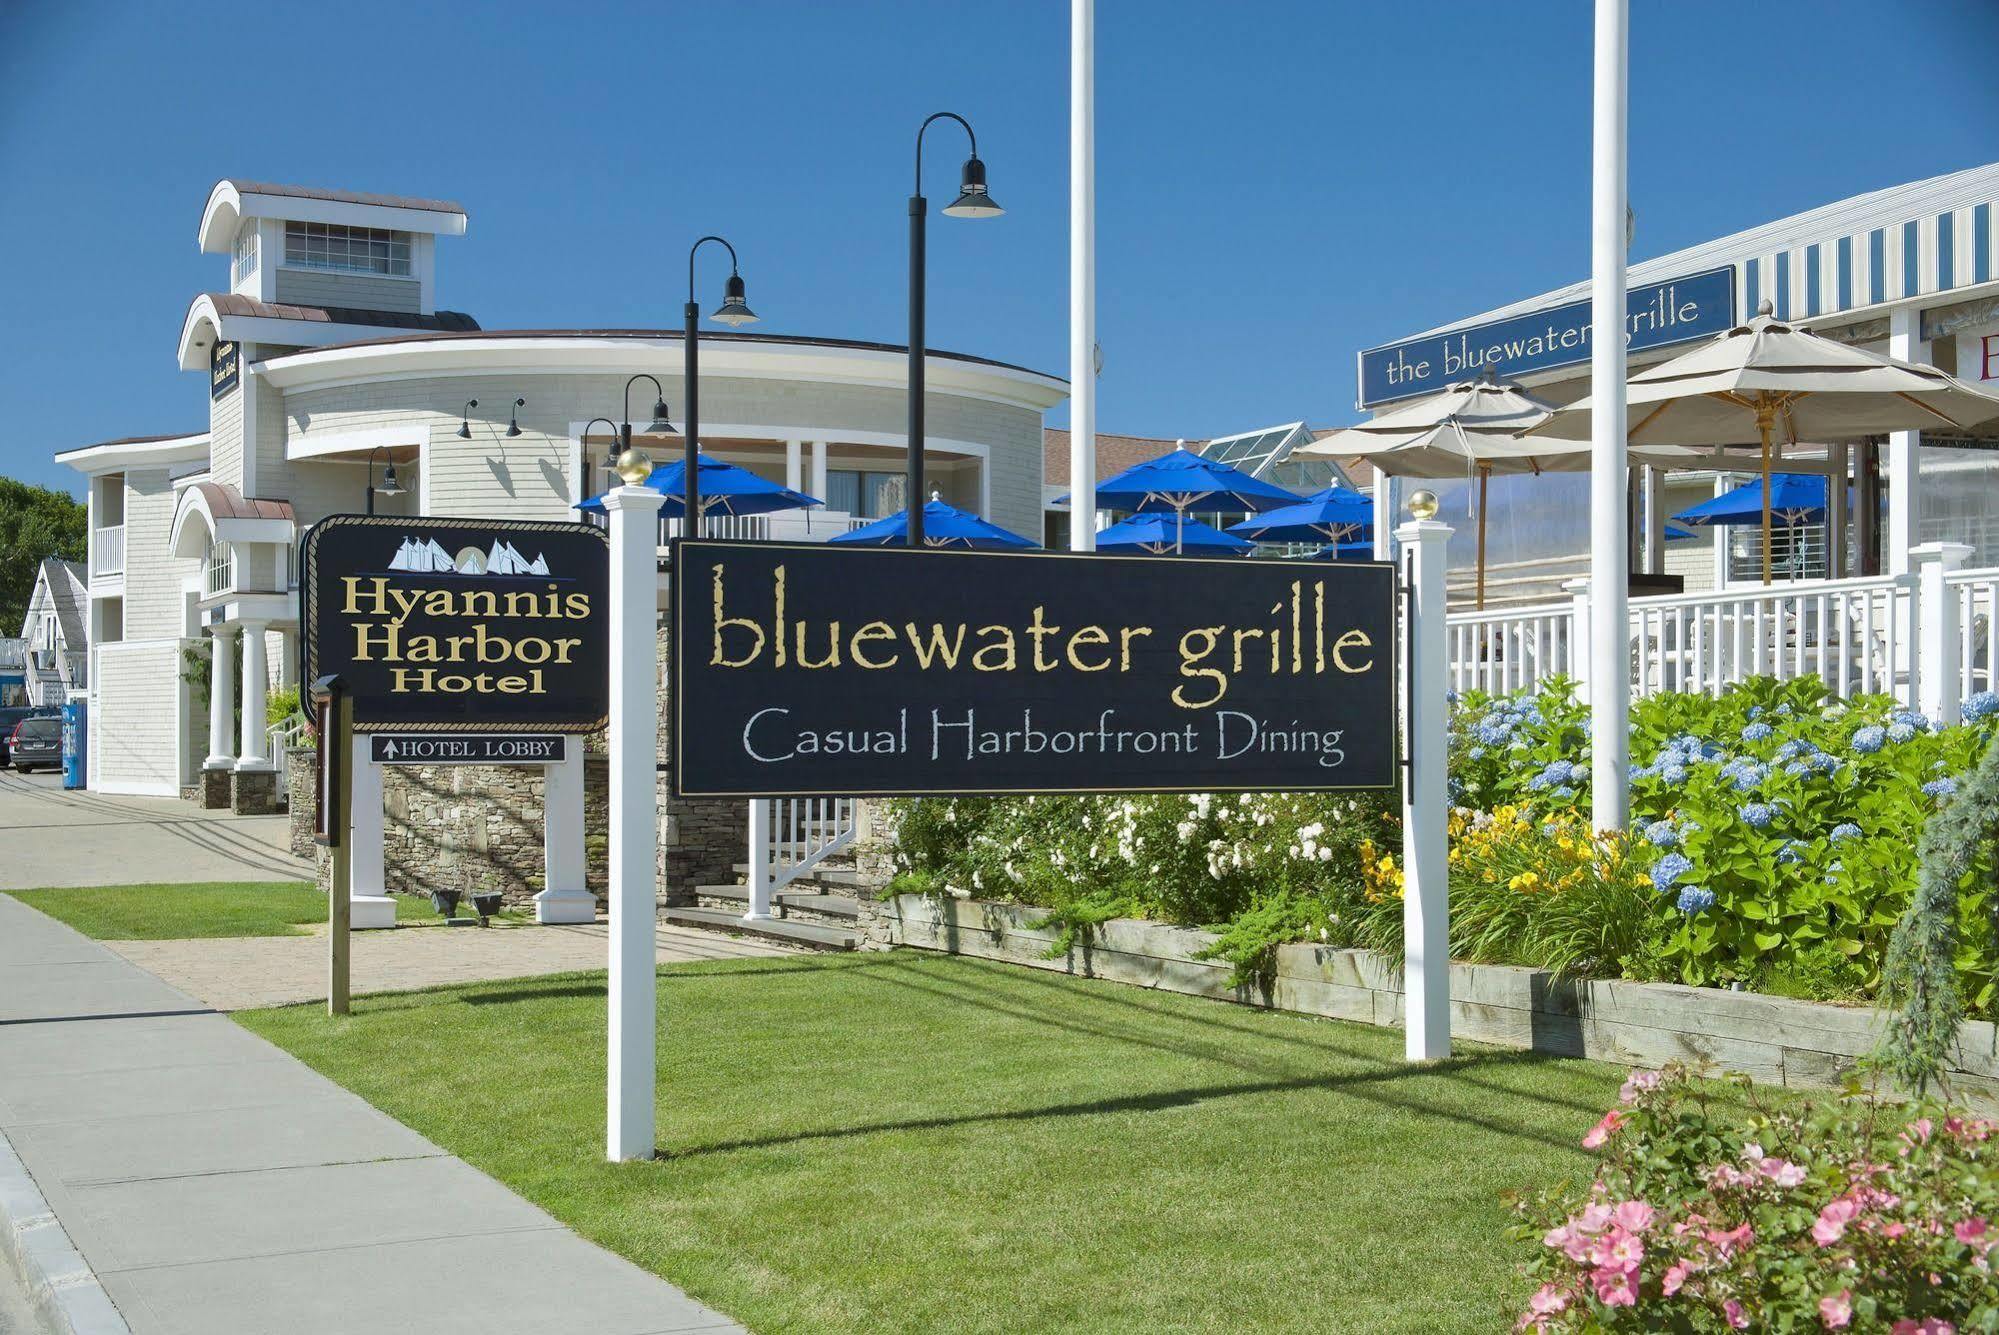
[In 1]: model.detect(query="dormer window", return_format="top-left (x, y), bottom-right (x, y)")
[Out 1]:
top-left (284, 221), bottom-right (412, 277)
top-left (232, 221), bottom-right (259, 285)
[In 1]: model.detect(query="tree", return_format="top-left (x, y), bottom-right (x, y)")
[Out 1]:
top-left (0, 479), bottom-right (86, 633)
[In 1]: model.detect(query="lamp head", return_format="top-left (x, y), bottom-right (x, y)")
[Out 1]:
top-left (943, 155), bottom-right (1003, 218)
top-left (614, 447), bottom-right (655, 486)
top-left (1408, 489), bottom-right (1440, 521)
top-left (376, 459), bottom-right (405, 497)
top-left (505, 397), bottom-right (526, 438)
top-left (457, 398), bottom-right (478, 439)
top-left (643, 397), bottom-right (676, 436)
top-left (710, 272), bottom-right (758, 326)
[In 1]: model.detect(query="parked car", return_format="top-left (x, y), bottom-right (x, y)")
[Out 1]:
top-left (7, 716), bottom-right (61, 773)
top-left (0, 707), bottom-right (38, 767)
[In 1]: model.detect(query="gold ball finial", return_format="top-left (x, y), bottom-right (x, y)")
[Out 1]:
top-left (1408, 489), bottom-right (1440, 520)
top-left (614, 447), bottom-right (654, 486)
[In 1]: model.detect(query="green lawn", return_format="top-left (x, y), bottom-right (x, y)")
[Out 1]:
top-left (239, 952), bottom-right (1633, 1333)
top-left (6, 881), bottom-right (433, 938)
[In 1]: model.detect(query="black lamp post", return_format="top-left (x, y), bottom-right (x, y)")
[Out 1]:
top-left (581, 416), bottom-right (620, 501)
top-left (907, 112), bottom-right (1003, 546)
top-left (685, 236), bottom-right (759, 534)
top-left (364, 447), bottom-right (405, 515)
top-left (621, 375), bottom-right (675, 455)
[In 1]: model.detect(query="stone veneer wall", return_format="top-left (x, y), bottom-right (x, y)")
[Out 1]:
top-left (656, 620), bottom-right (742, 903)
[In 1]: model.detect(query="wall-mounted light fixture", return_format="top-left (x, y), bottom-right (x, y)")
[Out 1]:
top-left (506, 398), bottom-right (527, 438)
top-left (457, 399), bottom-right (479, 439)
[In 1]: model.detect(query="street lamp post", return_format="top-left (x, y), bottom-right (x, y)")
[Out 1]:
top-left (364, 446), bottom-right (405, 515)
top-left (581, 416), bottom-right (621, 502)
top-left (906, 112), bottom-right (1003, 547)
top-left (684, 237), bottom-right (759, 533)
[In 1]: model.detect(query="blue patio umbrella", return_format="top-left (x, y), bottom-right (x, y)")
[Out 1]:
top-left (1665, 522), bottom-right (1698, 541)
top-left (1055, 445), bottom-right (1301, 522)
top-left (1225, 485), bottom-right (1373, 545)
top-left (1094, 513), bottom-right (1253, 556)
top-left (576, 454), bottom-right (820, 517)
top-left (1309, 538), bottom-right (1379, 560)
top-left (1673, 473), bottom-right (1826, 528)
top-left (829, 497), bottom-right (1036, 550)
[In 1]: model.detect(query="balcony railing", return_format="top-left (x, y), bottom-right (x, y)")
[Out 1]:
top-left (90, 525), bottom-right (124, 577)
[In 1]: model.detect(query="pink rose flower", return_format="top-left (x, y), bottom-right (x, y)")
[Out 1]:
top-left (1602, 1228), bottom-right (1644, 1269)
top-left (1819, 1290), bottom-right (1853, 1329)
top-left (1574, 1203), bottom-right (1614, 1235)
top-left (1814, 1197), bottom-right (1860, 1246)
top-left (1725, 1298), bottom-right (1750, 1328)
top-left (1528, 1284), bottom-right (1570, 1317)
top-left (1591, 1266), bottom-right (1638, 1308)
top-left (1757, 1156), bottom-right (1807, 1188)
top-left (1891, 1321), bottom-right (1956, 1335)
top-left (1618, 1069), bottom-right (1661, 1103)
top-left (1613, 1200), bottom-right (1656, 1233)
top-left (1706, 1223), bottom-right (1754, 1257)
top-left (1583, 1109), bottom-right (1626, 1150)
top-left (1662, 1261), bottom-right (1691, 1296)
top-left (1957, 1218), bottom-right (1990, 1244)
top-left (1882, 1222), bottom-right (1908, 1240)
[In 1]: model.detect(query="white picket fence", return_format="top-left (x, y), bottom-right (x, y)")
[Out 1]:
top-left (1448, 552), bottom-right (1998, 717)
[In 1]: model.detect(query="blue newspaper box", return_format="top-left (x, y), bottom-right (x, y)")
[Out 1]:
top-left (61, 700), bottom-right (86, 790)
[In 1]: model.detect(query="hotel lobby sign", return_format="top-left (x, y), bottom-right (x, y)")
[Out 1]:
top-left (1357, 264), bottom-right (1736, 408)
top-left (671, 540), bottom-right (1398, 798)
top-left (301, 515), bottom-right (609, 732)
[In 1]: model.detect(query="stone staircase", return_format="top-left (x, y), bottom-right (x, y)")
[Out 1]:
top-left (659, 851), bottom-right (864, 951)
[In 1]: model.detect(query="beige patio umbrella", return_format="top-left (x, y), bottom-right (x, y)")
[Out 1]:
top-left (1301, 373), bottom-right (1694, 608)
top-left (1537, 301), bottom-right (1999, 582)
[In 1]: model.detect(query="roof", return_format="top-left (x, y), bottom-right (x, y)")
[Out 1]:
top-left (1043, 429), bottom-right (1194, 486)
top-left (183, 481), bottom-right (294, 523)
top-left (1405, 161), bottom-right (1999, 343)
top-left (53, 431), bottom-right (210, 473)
top-left (30, 559), bottom-right (87, 651)
top-left (266, 326), bottom-right (1057, 382)
top-left (199, 293), bottom-right (480, 332)
top-left (218, 180), bottom-right (466, 216)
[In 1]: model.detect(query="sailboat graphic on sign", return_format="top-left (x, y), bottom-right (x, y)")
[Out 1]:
top-left (382, 535), bottom-right (552, 576)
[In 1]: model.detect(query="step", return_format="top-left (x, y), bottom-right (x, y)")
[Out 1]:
top-left (661, 905), bottom-right (855, 951)
top-left (695, 884), bottom-right (861, 920)
top-left (731, 862), bottom-right (862, 888)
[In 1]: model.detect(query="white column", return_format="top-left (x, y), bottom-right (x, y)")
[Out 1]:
top-left (1564, 578), bottom-right (1592, 688)
top-left (237, 621), bottom-right (270, 770)
top-left (810, 441), bottom-right (829, 507)
top-left (745, 799), bottom-right (772, 920)
top-left (1888, 307), bottom-right (1926, 575)
top-left (784, 440), bottom-right (803, 492)
top-left (205, 627), bottom-right (238, 768)
top-left (535, 738), bottom-right (595, 924)
top-left (605, 482), bottom-right (665, 1163)
top-left (1641, 466), bottom-right (1665, 575)
top-left (1067, 0), bottom-right (1097, 552)
top-left (1712, 473), bottom-right (1733, 590)
top-left (348, 735), bottom-right (394, 929)
top-left (1371, 468), bottom-right (1394, 560)
top-left (1588, 0), bottom-right (1630, 833)
top-left (1398, 516), bottom-right (1452, 1061)
top-left (279, 627), bottom-right (299, 690)
top-left (1914, 541), bottom-right (1973, 722)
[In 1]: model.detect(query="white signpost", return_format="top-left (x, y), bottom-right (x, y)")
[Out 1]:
top-left (1397, 509), bottom-right (1452, 1060)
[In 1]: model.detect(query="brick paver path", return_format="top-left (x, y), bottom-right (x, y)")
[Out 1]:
top-left (107, 919), bottom-right (794, 1011)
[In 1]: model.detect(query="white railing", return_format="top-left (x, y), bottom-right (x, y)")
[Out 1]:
top-left (1440, 565), bottom-right (1999, 710)
top-left (91, 525), bottom-right (125, 577)
top-left (1948, 566), bottom-right (1999, 700)
top-left (266, 712), bottom-right (313, 795)
top-left (743, 796), bottom-right (856, 917)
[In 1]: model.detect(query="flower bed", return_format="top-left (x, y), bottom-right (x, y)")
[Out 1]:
top-left (1514, 1065), bottom-right (1998, 1331)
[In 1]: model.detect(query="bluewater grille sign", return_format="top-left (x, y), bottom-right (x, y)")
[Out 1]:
top-left (670, 540), bottom-right (1398, 798)
top-left (1357, 265), bottom-right (1736, 408)
top-left (301, 514), bottom-right (609, 733)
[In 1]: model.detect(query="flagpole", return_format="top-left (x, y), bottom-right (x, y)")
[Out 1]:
top-left (1588, 0), bottom-right (1630, 832)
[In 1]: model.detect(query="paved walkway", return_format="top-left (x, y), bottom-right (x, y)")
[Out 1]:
top-left (109, 919), bottom-right (793, 1011)
top-left (0, 894), bottom-right (742, 1335)
top-left (0, 772), bottom-right (311, 889)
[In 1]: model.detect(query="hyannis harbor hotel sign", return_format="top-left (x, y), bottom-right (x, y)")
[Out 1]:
top-left (1357, 265), bottom-right (1736, 408)
top-left (672, 541), bottom-right (1398, 798)
top-left (301, 515), bottom-right (609, 731)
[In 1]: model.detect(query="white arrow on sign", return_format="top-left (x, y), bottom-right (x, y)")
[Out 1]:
top-left (381, 739), bottom-right (399, 759)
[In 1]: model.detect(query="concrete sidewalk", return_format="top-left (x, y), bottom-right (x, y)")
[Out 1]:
top-left (0, 896), bottom-right (741, 1335)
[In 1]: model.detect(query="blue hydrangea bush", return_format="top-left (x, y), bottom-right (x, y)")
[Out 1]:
top-left (1453, 678), bottom-right (1999, 1007)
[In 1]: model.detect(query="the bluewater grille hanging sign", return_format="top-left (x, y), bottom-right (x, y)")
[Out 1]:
top-left (301, 514), bottom-right (609, 733)
top-left (671, 540), bottom-right (1398, 798)
top-left (1357, 265), bottom-right (1736, 408)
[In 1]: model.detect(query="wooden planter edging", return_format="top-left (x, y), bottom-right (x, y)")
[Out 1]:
top-left (871, 893), bottom-right (1999, 1109)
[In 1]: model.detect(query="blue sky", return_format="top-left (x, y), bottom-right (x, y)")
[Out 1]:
top-left (3, 0), bottom-right (1996, 496)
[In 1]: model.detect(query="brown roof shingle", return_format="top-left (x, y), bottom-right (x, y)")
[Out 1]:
top-left (1043, 429), bottom-right (1201, 487)
top-left (202, 293), bottom-right (480, 333)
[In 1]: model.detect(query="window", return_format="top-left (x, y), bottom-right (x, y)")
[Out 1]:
top-left (825, 469), bottom-right (906, 520)
top-left (283, 222), bottom-right (412, 277)
top-left (232, 221), bottom-right (259, 285)
top-left (205, 540), bottom-right (233, 597)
